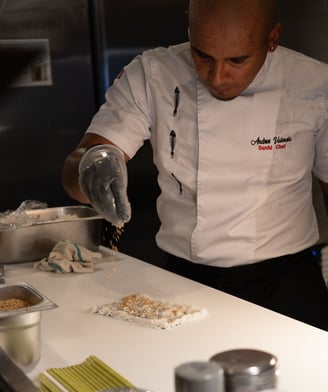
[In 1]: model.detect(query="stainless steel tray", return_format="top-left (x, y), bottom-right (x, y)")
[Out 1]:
top-left (0, 205), bottom-right (104, 264)
top-left (0, 347), bottom-right (38, 391)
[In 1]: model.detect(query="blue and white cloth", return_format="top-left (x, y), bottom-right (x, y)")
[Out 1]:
top-left (34, 240), bottom-right (102, 273)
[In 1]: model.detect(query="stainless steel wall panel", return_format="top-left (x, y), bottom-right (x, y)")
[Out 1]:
top-left (0, 0), bottom-right (96, 210)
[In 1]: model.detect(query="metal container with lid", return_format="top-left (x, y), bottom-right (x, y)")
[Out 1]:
top-left (210, 349), bottom-right (278, 392)
top-left (175, 361), bottom-right (225, 392)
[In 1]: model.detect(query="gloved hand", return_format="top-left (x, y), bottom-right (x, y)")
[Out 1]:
top-left (78, 144), bottom-right (131, 228)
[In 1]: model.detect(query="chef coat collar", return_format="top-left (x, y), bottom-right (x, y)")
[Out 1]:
top-left (241, 50), bottom-right (275, 96)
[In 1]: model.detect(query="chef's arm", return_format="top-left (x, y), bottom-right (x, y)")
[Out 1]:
top-left (61, 132), bottom-right (130, 204)
top-left (319, 180), bottom-right (328, 216)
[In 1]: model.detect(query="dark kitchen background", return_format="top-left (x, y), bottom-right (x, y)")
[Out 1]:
top-left (0, 0), bottom-right (327, 266)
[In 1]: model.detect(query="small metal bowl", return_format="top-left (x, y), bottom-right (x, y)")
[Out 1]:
top-left (0, 282), bottom-right (57, 372)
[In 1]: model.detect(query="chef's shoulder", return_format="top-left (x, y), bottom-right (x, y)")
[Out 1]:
top-left (146, 42), bottom-right (193, 65)
top-left (280, 46), bottom-right (328, 92)
top-left (124, 42), bottom-right (195, 82)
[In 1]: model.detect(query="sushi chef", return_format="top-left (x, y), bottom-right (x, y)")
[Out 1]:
top-left (62, 0), bottom-right (328, 330)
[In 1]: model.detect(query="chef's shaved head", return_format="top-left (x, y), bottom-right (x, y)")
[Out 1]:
top-left (189, 0), bottom-right (278, 35)
top-left (188, 0), bottom-right (282, 100)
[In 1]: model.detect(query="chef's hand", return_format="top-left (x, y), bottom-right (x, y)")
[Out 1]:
top-left (78, 144), bottom-right (131, 228)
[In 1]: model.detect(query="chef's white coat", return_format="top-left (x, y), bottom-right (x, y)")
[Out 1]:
top-left (86, 43), bottom-right (328, 267)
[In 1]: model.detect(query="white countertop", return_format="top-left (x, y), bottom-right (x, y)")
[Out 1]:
top-left (3, 250), bottom-right (328, 392)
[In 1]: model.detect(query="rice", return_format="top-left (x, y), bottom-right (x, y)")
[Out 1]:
top-left (91, 293), bottom-right (208, 329)
top-left (0, 298), bottom-right (30, 311)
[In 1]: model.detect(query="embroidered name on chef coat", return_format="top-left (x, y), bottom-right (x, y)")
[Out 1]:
top-left (250, 136), bottom-right (292, 151)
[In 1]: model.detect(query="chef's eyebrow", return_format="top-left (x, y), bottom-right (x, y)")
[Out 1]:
top-left (191, 45), bottom-right (250, 63)
top-left (191, 46), bottom-right (212, 59)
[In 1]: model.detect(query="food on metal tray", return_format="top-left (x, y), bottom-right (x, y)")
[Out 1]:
top-left (0, 298), bottom-right (30, 311)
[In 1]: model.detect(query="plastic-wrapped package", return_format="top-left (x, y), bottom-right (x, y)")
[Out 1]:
top-left (0, 200), bottom-right (47, 230)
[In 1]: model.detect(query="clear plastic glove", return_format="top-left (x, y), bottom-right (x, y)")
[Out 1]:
top-left (78, 144), bottom-right (131, 227)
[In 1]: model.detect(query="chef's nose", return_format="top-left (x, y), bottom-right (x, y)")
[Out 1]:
top-left (209, 61), bottom-right (229, 85)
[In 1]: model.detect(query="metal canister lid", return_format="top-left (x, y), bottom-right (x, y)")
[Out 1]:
top-left (210, 349), bottom-right (277, 376)
top-left (210, 349), bottom-right (278, 391)
top-left (175, 361), bottom-right (225, 392)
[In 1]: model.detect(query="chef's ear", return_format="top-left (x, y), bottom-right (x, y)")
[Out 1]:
top-left (268, 22), bottom-right (283, 52)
